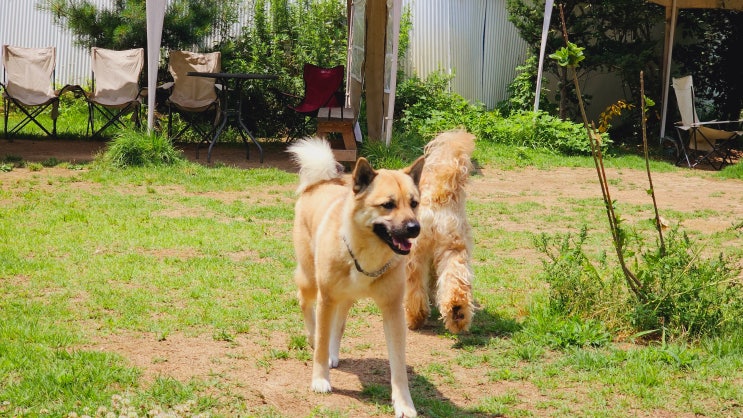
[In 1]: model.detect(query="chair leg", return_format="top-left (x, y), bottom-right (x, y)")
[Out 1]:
top-left (3, 99), bottom-right (9, 141)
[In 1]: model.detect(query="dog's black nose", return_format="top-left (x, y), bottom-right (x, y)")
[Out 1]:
top-left (406, 221), bottom-right (420, 238)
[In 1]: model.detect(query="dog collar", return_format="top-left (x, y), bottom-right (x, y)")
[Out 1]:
top-left (343, 235), bottom-right (394, 278)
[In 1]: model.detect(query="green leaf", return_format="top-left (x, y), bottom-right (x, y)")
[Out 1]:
top-left (549, 42), bottom-right (585, 68)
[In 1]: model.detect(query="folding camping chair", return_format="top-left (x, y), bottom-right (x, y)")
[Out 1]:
top-left (671, 75), bottom-right (742, 170)
top-left (84, 47), bottom-right (145, 138)
top-left (281, 63), bottom-right (345, 139)
top-left (1, 45), bottom-right (68, 139)
top-left (160, 51), bottom-right (222, 144)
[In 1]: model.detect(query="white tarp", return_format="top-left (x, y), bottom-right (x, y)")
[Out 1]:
top-left (534, 0), bottom-right (554, 112)
top-left (146, 0), bottom-right (167, 131)
top-left (383, 0), bottom-right (402, 145)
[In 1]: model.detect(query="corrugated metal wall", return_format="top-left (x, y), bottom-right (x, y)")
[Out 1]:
top-left (403, 0), bottom-right (528, 108)
top-left (0, 0), bottom-right (106, 85)
top-left (0, 0), bottom-right (249, 86)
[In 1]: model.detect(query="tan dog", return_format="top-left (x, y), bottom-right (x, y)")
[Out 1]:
top-left (288, 138), bottom-right (424, 418)
top-left (405, 130), bottom-right (476, 334)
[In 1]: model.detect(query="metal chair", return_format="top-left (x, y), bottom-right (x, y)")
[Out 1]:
top-left (160, 51), bottom-right (222, 145)
top-left (281, 63), bottom-right (345, 139)
top-left (671, 75), bottom-right (742, 170)
top-left (1, 45), bottom-right (65, 139)
top-left (84, 47), bottom-right (145, 138)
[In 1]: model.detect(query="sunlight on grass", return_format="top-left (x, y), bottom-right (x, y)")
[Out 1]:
top-left (1, 142), bottom-right (742, 416)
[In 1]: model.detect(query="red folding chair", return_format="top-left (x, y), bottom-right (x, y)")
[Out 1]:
top-left (282, 63), bottom-right (344, 139)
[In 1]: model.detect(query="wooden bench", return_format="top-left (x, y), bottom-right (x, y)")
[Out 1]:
top-left (316, 107), bottom-right (357, 162)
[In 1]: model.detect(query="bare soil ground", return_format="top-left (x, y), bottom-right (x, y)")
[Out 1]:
top-left (3, 138), bottom-right (742, 417)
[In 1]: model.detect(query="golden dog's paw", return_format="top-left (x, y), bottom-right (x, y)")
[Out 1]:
top-left (311, 378), bottom-right (332, 393)
top-left (443, 304), bottom-right (473, 334)
top-left (405, 310), bottom-right (428, 330)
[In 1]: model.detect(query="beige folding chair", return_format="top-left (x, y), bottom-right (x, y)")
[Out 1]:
top-left (672, 75), bottom-right (742, 170)
top-left (85, 47), bottom-right (145, 138)
top-left (161, 51), bottom-right (221, 144)
top-left (1, 45), bottom-right (64, 138)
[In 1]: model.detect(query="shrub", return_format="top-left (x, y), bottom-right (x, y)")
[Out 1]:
top-left (631, 229), bottom-right (743, 338)
top-left (99, 129), bottom-right (185, 168)
top-left (396, 71), bottom-right (481, 140)
top-left (536, 226), bottom-right (743, 341)
top-left (395, 71), bottom-right (607, 155)
top-left (473, 111), bottom-right (610, 155)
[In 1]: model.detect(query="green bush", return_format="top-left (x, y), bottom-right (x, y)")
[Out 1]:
top-left (99, 129), bottom-right (185, 168)
top-left (395, 71), bottom-right (607, 155)
top-left (360, 131), bottom-right (427, 169)
top-left (396, 71), bottom-right (481, 140)
top-left (536, 226), bottom-right (743, 341)
top-left (631, 229), bottom-right (743, 338)
top-left (519, 305), bottom-right (612, 349)
top-left (496, 53), bottom-right (556, 117)
top-left (474, 111), bottom-right (609, 155)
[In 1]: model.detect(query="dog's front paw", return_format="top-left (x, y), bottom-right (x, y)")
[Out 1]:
top-left (394, 402), bottom-right (417, 418)
top-left (311, 378), bottom-right (332, 393)
top-left (329, 356), bottom-right (339, 368)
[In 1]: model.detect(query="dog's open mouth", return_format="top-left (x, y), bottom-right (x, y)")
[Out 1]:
top-left (373, 223), bottom-right (418, 255)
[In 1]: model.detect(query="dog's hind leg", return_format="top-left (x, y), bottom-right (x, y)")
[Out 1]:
top-left (310, 295), bottom-right (334, 393)
top-left (329, 299), bottom-right (353, 368)
top-left (405, 255), bottom-right (432, 330)
top-left (295, 269), bottom-right (317, 348)
top-left (436, 250), bottom-right (474, 334)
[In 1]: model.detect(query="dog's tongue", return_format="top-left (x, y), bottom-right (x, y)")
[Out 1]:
top-left (392, 237), bottom-right (412, 252)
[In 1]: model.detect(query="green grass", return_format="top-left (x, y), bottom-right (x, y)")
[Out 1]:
top-left (1, 139), bottom-right (742, 417)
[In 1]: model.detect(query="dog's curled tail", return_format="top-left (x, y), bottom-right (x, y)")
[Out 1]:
top-left (287, 137), bottom-right (344, 194)
top-left (422, 130), bottom-right (476, 204)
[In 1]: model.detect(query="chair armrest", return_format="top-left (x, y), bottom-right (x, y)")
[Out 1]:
top-left (58, 84), bottom-right (87, 99)
top-left (158, 81), bottom-right (174, 91)
top-left (690, 119), bottom-right (743, 128)
top-left (272, 88), bottom-right (301, 107)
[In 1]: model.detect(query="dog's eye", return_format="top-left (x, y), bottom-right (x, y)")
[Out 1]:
top-left (410, 200), bottom-right (419, 209)
top-left (381, 201), bottom-right (396, 210)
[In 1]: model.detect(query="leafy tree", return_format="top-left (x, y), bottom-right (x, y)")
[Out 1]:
top-left (506, 0), bottom-right (662, 136)
top-left (674, 10), bottom-right (743, 122)
top-left (40, 0), bottom-right (238, 51)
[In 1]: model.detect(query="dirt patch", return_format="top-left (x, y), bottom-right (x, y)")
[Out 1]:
top-left (1, 138), bottom-right (296, 171)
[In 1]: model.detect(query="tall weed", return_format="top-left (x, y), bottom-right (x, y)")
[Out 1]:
top-left (98, 129), bottom-right (185, 168)
top-left (536, 227), bottom-right (743, 340)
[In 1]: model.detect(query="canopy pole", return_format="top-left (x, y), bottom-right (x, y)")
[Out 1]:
top-left (659, 0), bottom-right (677, 141)
top-left (384, 0), bottom-right (402, 146)
top-left (534, 0), bottom-right (554, 112)
top-left (146, 0), bottom-right (167, 132)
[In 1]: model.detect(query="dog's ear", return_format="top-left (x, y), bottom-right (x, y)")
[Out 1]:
top-left (352, 157), bottom-right (377, 194)
top-left (404, 156), bottom-right (426, 187)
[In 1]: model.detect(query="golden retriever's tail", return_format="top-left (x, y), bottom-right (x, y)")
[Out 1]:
top-left (422, 130), bottom-right (476, 204)
top-left (287, 137), bottom-right (344, 194)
